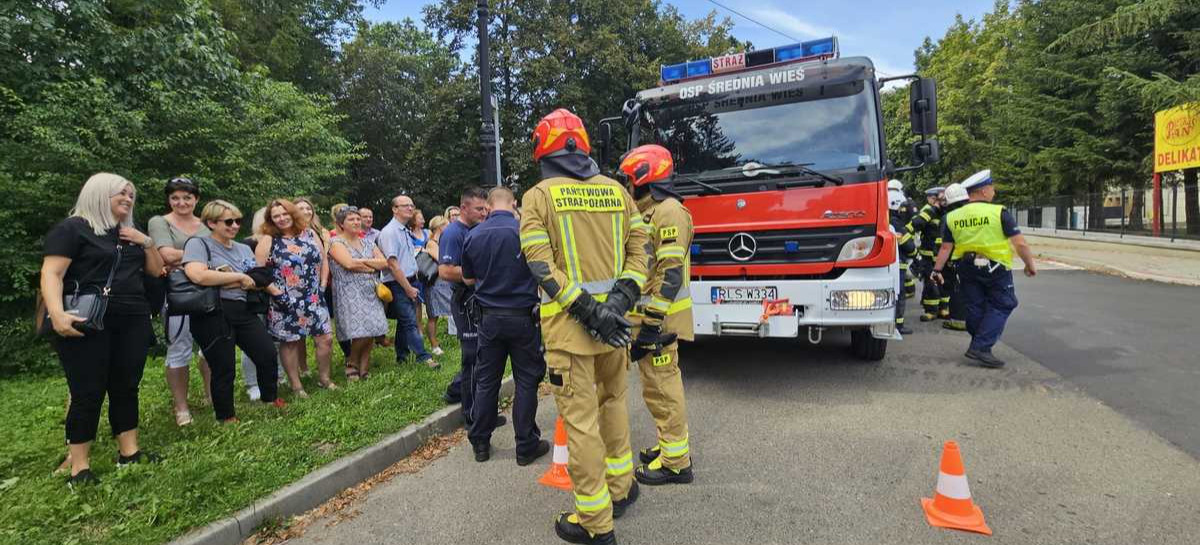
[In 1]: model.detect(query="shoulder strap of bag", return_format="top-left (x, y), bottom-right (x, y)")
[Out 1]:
top-left (99, 245), bottom-right (122, 297)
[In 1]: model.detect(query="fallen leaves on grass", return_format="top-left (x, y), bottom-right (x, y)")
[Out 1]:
top-left (245, 430), bottom-right (467, 545)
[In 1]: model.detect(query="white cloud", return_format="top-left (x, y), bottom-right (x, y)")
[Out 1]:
top-left (743, 7), bottom-right (836, 41)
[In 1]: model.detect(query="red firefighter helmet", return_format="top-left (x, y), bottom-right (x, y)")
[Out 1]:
top-left (619, 144), bottom-right (674, 186)
top-left (531, 108), bottom-right (591, 162)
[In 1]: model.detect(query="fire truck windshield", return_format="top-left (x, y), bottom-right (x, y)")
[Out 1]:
top-left (643, 84), bottom-right (880, 190)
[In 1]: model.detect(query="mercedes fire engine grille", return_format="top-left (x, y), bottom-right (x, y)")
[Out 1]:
top-left (692, 224), bottom-right (874, 265)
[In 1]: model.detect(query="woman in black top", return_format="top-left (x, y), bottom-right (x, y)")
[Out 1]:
top-left (41, 173), bottom-right (165, 488)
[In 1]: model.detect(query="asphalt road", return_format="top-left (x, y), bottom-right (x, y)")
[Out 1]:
top-left (1005, 268), bottom-right (1200, 459)
top-left (290, 266), bottom-right (1200, 545)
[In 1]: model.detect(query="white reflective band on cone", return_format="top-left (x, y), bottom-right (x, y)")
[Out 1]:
top-left (553, 444), bottom-right (569, 464)
top-left (935, 471), bottom-right (972, 500)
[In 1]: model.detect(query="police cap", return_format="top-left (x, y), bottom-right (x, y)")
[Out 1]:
top-left (961, 169), bottom-right (993, 191)
top-left (924, 186), bottom-right (945, 197)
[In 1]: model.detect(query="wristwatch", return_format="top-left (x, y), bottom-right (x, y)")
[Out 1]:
top-left (141, 237), bottom-right (154, 249)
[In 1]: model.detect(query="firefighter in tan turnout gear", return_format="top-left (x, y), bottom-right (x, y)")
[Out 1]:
top-left (520, 108), bottom-right (651, 545)
top-left (617, 145), bottom-right (695, 486)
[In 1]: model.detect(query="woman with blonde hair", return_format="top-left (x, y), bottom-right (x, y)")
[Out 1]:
top-left (424, 215), bottom-right (451, 351)
top-left (184, 200), bottom-right (284, 423)
top-left (257, 198), bottom-right (335, 394)
top-left (42, 173), bottom-right (165, 486)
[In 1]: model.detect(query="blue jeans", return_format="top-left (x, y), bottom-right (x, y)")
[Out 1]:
top-left (959, 264), bottom-right (1018, 353)
top-left (387, 281), bottom-right (432, 363)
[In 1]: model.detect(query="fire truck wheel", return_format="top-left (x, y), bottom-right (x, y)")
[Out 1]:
top-left (850, 330), bottom-right (887, 361)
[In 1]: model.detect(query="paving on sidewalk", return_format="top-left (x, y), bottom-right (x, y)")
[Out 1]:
top-left (279, 331), bottom-right (1200, 545)
top-left (1026, 235), bottom-right (1200, 286)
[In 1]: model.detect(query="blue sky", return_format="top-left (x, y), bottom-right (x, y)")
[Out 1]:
top-left (365, 0), bottom-right (1000, 78)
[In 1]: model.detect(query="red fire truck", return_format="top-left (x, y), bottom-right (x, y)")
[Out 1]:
top-left (599, 36), bottom-right (939, 360)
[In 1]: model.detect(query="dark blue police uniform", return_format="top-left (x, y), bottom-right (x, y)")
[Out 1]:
top-left (461, 210), bottom-right (545, 456)
top-left (941, 206), bottom-right (1021, 354)
top-left (439, 219), bottom-right (478, 422)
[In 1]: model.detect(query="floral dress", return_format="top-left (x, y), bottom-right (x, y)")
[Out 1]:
top-left (267, 231), bottom-right (332, 342)
top-left (329, 238), bottom-right (389, 341)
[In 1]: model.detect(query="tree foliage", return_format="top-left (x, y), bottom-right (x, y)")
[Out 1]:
top-left (888, 0), bottom-right (1197, 220)
top-left (0, 0), bottom-right (354, 304)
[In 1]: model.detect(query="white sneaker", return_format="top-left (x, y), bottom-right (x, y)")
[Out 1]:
top-left (432, 347), bottom-right (445, 356)
top-left (247, 386), bottom-right (261, 401)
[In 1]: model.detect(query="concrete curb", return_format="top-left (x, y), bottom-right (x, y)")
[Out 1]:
top-left (1034, 252), bottom-right (1200, 287)
top-left (170, 377), bottom-right (516, 545)
top-left (1023, 227), bottom-right (1200, 252)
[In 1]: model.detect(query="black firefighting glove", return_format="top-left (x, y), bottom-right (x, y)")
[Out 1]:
top-left (602, 278), bottom-right (640, 316)
top-left (630, 319), bottom-right (678, 362)
top-left (568, 291), bottom-right (633, 348)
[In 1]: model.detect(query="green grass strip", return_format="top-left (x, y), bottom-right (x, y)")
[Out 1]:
top-left (0, 327), bottom-right (462, 545)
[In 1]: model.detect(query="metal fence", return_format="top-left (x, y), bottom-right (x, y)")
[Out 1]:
top-left (1009, 186), bottom-right (1199, 241)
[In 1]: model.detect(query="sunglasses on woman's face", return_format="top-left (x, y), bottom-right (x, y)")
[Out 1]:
top-left (219, 217), bottom-right (242, 227)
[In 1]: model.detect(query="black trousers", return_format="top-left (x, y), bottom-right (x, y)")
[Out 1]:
top-left (450, 288), bottom-right (479, 425)
top-left (53, 312), bottom-right (152, 444)
top-left (471, 307), bottom-right (545, 454)
top-left (191, 299), bottom-right (279, 420)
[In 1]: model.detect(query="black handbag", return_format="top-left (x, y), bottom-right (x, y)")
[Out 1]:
top-left (416, 250), bottom-right (439, 284)
top-left (40, 246), bottom-right (122, 336)
top-left (166, 238), bottom-right (221, 316)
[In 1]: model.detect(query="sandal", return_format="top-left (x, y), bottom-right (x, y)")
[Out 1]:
top-left (294, 389), bottom-right (310, 399)
top-left (345, 368), bottom-right (361, 382)
top-left (175, 410), bottom-right (193, 427)
top-left (318, 379), bottom-right (339, 391)
top-left (360, 372), bottom-right (370, 381)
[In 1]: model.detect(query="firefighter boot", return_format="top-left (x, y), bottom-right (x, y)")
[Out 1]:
top-left (555, 513), bottom-right (617, 545)
top-left (612, 482), bottom-right (639, 519)
top-left (920, 312), bottom-right (937, 322)
top-left (635, 456), bottom-right (694, 486)
top-left (638, 445), bottom-right (660, 464)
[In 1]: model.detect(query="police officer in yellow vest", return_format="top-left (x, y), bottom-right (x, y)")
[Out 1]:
top-left (520, 109), bottom-right (651, 545)
top-left (617, 145), bottom-right (696, 486)
top-left (931, 170), bottom-right (1037, 368)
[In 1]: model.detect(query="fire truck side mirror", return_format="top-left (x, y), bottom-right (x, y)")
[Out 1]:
top-left (912, 138), bottom-right (940, 165)
top-left (909, 78), bottom-right (938, 136)
top-left (598, 122), bottom-right (614, 167)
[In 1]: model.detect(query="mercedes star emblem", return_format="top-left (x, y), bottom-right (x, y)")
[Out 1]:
top-left (736, 199), bottom-right (746, 209)
top-left (727, 232), bottom-right (757, 262)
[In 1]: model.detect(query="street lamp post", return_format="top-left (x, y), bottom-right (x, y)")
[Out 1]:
top-left (477, 0), bottom-right (499, 187)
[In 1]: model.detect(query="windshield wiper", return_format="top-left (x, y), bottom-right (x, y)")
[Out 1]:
top-left (761, 162), bottom-right (844, 186)
top-left (673, 173), bottom-right (723, 194)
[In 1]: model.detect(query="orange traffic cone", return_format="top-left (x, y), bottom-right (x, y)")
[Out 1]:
top-left (921, 441), bottom-right (992, 535)
top-left (538, 416), bottom-right (573, 491)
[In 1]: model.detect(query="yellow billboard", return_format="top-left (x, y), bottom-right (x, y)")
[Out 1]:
top-left (1155, 103), bottom-right (1200, 172)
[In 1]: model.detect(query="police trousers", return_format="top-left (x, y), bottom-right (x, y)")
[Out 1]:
top-left (632, 336), bottom-right (691, 470)
top-left (546, 348), bottom-right (634, 535)
top-left (471, 308), bottom-right (544, 455)
top-left (958, 263), bottom-right (1018, 352)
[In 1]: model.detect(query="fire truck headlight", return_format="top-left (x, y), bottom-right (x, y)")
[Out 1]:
top-left (829, 289), bottom-right (893, 311)
top-left (837, 236), bottom-right (876, 261)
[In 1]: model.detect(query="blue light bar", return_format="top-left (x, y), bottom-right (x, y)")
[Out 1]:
top-left (774, 43), bottom-right (806, 62)
top-left (784, 241), bottom-right (800, 253)
top-left (686, 60), bottom-right (712, 78)
top-left (775, 37), bottom-right (839, 62)
top-left (803, 37), bottom-right (837, 57)
top-left (661, 62), bottom-right (687, 82)
top-left (690, 244), bottom-right (702, 256)
top-left (660, 36), bottom-right (838, 83)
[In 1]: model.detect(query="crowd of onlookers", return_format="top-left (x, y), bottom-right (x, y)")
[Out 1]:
top-left (40, 173), bottom-right (463, 487)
